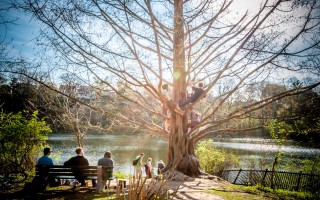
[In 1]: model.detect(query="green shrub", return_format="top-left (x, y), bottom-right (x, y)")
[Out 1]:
top-left (114, 171), bottom-right (127, 179)
top-left (0, 110), bottom-right (52, 172)
top-left (195, 139), bottom-right (239, 176)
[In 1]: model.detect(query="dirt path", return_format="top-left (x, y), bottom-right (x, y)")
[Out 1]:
top-left (163, 177), bottom-right (231, 200)
top-left (160, 172), bottom-right (277, 200)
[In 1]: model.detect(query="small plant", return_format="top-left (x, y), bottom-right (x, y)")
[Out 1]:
top-left (125, 176), bottom-right (176, 200)
top-left (114, 171), bottom-right (127, 179)
top-left (111, 173), bottom-right (179, 199)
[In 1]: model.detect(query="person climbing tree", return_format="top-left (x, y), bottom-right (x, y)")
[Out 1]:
top-left (187, 107), bottom-right (201, 133)
top-left (161, 84), bottom-right (170, 131)
top-left (179, 82), bottom-right (205, 107)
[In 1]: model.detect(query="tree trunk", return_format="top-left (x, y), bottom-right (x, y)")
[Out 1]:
top-left (165, 0), bottom-right (201, 177)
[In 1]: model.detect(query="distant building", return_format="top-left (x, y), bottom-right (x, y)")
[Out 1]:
top-left (77, 85), bottom-right (95, 101)
top-left (59, 84), bottom-right (116, 102)
top-left (59, 85), bottom-right (77, 96)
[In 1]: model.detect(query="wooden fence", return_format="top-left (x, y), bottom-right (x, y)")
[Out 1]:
top-left (221, 169), bottom-right (320, 193)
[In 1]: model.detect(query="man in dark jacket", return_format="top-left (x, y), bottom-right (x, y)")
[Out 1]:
top-left (64, 147), bottom-right (89, 186)
top-left (179, 82), bottom-right (205, 107)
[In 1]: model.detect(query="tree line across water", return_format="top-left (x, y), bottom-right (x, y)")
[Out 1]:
top-left (1, 76), bottom-right (319, 143)
top-left (1, 75), bottom-right (319, 172)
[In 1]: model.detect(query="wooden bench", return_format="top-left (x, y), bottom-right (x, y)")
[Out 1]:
top-left (33, 165), bottom-right (114, 191)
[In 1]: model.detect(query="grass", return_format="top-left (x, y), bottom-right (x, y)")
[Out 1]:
top-left (205, 184), bottom-right (276, 200)
top-left (205, 189), bottom-right (272, 200)
top-left (256, 185), bottom-right (317, 200)
top-left (204, 184), bottom-right (317, 200)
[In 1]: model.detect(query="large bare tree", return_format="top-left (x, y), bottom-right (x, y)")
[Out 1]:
top-left (9, 0), bottom-right (320, 176)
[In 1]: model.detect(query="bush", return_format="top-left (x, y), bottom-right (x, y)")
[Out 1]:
top-left (196, 139), bottom-right (239, 176)
top-left (114, 171), bottom-right (127, 179)
top-left (0, 110), bottom-right (52, 172)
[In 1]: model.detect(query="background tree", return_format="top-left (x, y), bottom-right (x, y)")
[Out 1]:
top-left (0, 75), bottom-right (66, 130)
top-left (57, 73), bottom-right (115, 146)
top-left (8, 0), bottom-right (320, 177)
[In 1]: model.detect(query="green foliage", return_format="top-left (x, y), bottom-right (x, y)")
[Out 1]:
top-left (195, 139), bottom-right (239, 175)
top-left (266, 119), bottom-right (289, 142)
top-left (113, 171), bottom-right (127, 179)
top-left (266, 120), bottom-right (320, 173)
top-left (300, 156), bottom-right (320, 174)
top-left (277, 118), bottom-right (320, 142)
top-left (0, 110), bottom-right (52, 172)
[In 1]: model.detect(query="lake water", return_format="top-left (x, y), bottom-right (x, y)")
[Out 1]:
top-left (47, 134), bottom-right (167, 175)
top-left (46, 134), bottom-right (320, 175)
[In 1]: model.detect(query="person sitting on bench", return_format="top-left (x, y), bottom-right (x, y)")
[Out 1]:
top-left (96, 151), bottom-right (113, 192)
top-left (64, 147), bottom-right (89, 186)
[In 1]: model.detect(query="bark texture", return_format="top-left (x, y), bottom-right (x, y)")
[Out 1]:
top-left (165, 0), bottom-right (201, 177)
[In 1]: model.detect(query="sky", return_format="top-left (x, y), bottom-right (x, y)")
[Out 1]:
top-left (0, 0), bottom-right (41, 59)
top-left (1, 0), bottom-right (317, 86)
top-left (0, 0), bottom-right (267, 60)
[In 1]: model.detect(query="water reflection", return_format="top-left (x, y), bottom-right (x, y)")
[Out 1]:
top-left (213, 138), bottom-right (320, 157)
top-left (47, 134), bottom-right (167, 175)
top-left (212, 138), bottom-right (320, 169)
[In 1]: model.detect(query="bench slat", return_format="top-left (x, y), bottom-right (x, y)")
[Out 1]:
top-left (35, 165), bottom-right (114, 180)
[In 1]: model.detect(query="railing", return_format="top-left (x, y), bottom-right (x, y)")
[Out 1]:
top-left (221, 169), bottom-right (320, 193)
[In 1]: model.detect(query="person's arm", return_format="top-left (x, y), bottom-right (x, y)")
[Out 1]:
top-left (84, 158), bottom-right (89, 166)
top-left (64, 159), bottom-right (71, 166)
top-left (36, 157), bottom-right (41, 165)
top-left (195, 111), bottom-right (201, 118)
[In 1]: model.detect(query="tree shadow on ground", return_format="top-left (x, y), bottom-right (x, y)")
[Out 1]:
top-left (0, 185), bottom-right (119, 200)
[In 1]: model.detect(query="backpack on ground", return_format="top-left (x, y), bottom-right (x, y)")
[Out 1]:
top-left (132, 157), bottom-right (140, 166)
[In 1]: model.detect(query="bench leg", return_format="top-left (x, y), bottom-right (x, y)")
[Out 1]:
top-left (96, 180), bottom-right (106, 193)
top-left (92, 179), bottom-right (96, 187)
top-left (31, 176), bottom-right (49, 192)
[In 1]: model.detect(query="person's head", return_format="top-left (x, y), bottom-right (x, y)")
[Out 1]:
top-left (104, 151), bottom-right (112, 158)
top-left (43, 147), bottom-right (51, 156)
top-left (198, 82), bottom-right (204, 88)
top-left (162, 84), bottom-right (168, 91)
top-left (159, 160), bottom-right (163, 163)
top-left (75, 147), bottom-right (83, 156)
top-left (148, 158), bottom-right (152, 162)
top-left (140, 153), bottom-right (144, 157)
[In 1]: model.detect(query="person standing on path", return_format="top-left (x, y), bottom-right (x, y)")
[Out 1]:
top-left (145, 158), bottom-right (153, 179)
top-left (157, 160), bottom-right (165, 175)
top-left (134, 153), bottom-right (144, 179)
